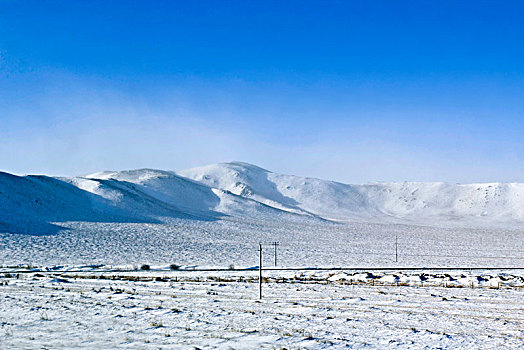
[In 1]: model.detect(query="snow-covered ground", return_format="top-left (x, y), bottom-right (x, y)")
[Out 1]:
top-left (1, 270), bottom-right (523, 349)
top-left (1, 217), bottom-right (524, 268)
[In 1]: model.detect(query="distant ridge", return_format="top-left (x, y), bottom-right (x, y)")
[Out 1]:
top-left (178, 162), bottom-right (524, 225)
top-left (1, 162), bottom-right (523, 234)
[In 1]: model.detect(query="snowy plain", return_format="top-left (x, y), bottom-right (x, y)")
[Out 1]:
top-left (1, 270), bottom-right (524, 349)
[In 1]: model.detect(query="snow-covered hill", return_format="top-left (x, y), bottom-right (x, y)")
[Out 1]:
top-left (179, 162), bottom-right (524, 226)
top-left (0, 171), bottom-right (194, 235)
top-left (1, 162), bottom-right (523, 235)
top-left (82, 168), bottom-right (308, 221)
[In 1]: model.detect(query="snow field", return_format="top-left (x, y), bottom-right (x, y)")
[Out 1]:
top-left (1, 218), bottom-right (523, 268)
top-left (1, 271), bottom-right (523, 349)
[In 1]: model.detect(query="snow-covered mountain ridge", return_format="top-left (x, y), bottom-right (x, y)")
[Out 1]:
top-left (1, 161), bottom-right (523, 234)
top-left (178, 162), bottom-right (524, 224)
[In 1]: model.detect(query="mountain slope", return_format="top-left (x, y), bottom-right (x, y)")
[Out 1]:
top-left (177, 162), bottom-right (375, 219)
top-left (82, 168), bottom-right (311, 220)
top-left (0, 172), bottom-right (153, 235)
top-left (178, 162), bottom-right (524, 225)
top-left (0, 171), bottom-right (220, 235)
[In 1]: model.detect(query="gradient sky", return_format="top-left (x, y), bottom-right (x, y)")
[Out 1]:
top-left (1, 0), bottom-right (523, 183)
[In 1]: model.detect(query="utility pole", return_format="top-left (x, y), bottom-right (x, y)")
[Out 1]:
top-left (395, 235), bottom-right (398, 263)
top-left (259, 243), bottom-right (263, 299)
top-left (273, 241), bottom-right (279, 267)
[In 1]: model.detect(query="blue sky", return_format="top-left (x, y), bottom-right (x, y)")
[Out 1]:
top-left (1, 0), bottom-right (523, 183)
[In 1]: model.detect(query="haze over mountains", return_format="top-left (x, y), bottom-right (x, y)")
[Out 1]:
top-left (1, 161), bottom-right (523, 235)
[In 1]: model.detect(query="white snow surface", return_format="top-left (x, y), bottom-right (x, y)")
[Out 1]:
top-left (1, 270), bottom-right (524, 349)
top-left (179, 162), bottom-right (524, 226)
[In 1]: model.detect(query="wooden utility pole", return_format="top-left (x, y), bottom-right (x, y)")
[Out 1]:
top-left (273, 241), bottom-right (279, 267)
top-left (259, 243), bottom-right (263, 299)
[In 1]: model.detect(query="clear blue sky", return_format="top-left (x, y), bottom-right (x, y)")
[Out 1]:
top-left (1, 0), bottom-right (523, 183)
